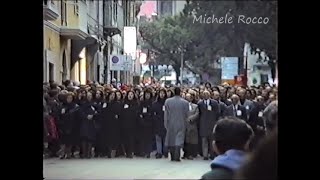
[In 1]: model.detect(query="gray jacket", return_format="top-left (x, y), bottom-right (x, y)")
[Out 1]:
top-left (164, 96), bottom-right (189, 147)
top-left (186, 103), bottom-right (199, 144)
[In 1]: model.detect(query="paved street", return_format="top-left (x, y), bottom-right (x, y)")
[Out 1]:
top-left (44, 155), bottom-right (210, 179)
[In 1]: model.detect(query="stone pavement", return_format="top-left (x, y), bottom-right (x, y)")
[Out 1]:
top-left (43, 156), bottom-right (211, 179)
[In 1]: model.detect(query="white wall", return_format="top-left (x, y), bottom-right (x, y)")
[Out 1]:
top-left (174, 1), bottom-right (186, 15)
top-left (247, 46), bottom-right (272, 86)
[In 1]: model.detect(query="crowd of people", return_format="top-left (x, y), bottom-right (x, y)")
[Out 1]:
top-left (43, 80), bottom-right (278, 165)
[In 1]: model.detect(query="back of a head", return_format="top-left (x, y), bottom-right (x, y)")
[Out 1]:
top-left (264, 101), bottom-right (278, 132)
top-left (174, 87), bottom-right (181, 96)
top-left (48, 89), bottom-right (59, 98)
top-left (50, 82), bottom-right (58, 90)
top-left (236, 129), bottom-right (277, 180)
top-left (213, 117), bottom-right (253, 153)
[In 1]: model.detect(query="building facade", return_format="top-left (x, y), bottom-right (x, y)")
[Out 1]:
top-left (157, 0), bottom-right (186, 17)
top-left (103, 0), bottom-right (141, 84)
top-left (43, 0), bottom-right (141, 85)
top-left (246, 45), bottom-right (275, 86)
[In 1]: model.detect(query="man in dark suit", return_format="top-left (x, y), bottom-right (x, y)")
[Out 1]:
top-left (212, 90), bottom-right (227, 119)
top-left (238, 88), bottom-right (254, 119)
top-left (198, 90), bottom-right (220, 160)
top-left (224, 94), bottom-right (247, 121)
top-left (248, 96), bottom-right (266, 150)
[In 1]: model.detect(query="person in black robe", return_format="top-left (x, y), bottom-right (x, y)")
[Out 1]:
top-left (93, 90), bottom-right (104, 157)
top-left (151, 88), bottom-right (168, 159)
top-left (79, 92), bottom-right (98, 158)
top-left (70, 90), bottom-right (85, 158)
top-left (121, 90), bottom-right (139, 158)
top-left (115, 90), bottom-right (126, 157)
top-left (134, 88), bottom-right (141, 100)
top-left (137, 89), bottom-right (154, 158)
top-left (100, 91), bottom-right (122, 158)
top-left (57, 93), bottom-right (79, 159)
top-left (75, 89), bottom-right (87, 105)
top-left (248, 96), bottom-right (267, 150)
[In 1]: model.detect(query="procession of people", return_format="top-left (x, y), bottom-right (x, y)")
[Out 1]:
top-left (43, 80), bottom-right (278, 163)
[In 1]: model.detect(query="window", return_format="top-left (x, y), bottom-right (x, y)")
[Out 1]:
top-left (97, 65), bottom-right (100, 82)
top-left (48, 38), bottom-right (51, 50)
top-left (74, 0), bottom-right (79, 16)
top-left (49, 63), bottom-right (54, 82)
top-left (260, 74), bottom-right (269, 84)
top-left (61, 1), bottom-right (67, 26)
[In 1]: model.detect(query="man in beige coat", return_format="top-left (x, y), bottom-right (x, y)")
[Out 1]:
top-left (184, 92), bottom-right (199, 160)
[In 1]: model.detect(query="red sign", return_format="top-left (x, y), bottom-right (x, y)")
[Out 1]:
top-left (234, 75), bottom-right (247, 87)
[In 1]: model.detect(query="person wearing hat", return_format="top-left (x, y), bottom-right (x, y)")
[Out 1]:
top-left (201, 117), bottom-right (254, 180)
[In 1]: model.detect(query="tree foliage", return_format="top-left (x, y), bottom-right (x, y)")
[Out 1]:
top-left (139, 0), bottom-right (277, 81)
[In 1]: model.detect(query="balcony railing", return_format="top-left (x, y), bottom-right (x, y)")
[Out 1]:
top-left (87, 14), bottom-right (104, 38)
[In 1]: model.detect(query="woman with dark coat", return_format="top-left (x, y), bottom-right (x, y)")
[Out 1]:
top-left (75, 89), bottom-right (87, 106)
top-left (115, 90), bottom-right (126, 157)
top-left (151, 88), bottom-right (168, 158)
top-left (100, 91), bottom-right (122, 158)
top-left (79, 92), bottom-right (98, 158)
top-left (93, 90), bottom-right (105, 157)
top-left (46, 90), bottom-right (60, 158)
top-left (57, 93), bottom-right (79, 159)
top-left (115, 90), bottom-right (123, 103)
top-left (137, 89), bottom-right (154, 158)
top-left (248, 96), bottom-right (267, 150)
top-left (121, 90), bottom-right (139, 158)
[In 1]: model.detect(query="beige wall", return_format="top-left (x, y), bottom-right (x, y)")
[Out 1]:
top-left (44, 26), bottom-right (71, 83)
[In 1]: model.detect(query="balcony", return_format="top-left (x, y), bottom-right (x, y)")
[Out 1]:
top-left (87, 14), bottom-right (104, 43)
top-left (43, 0), bottom-right (59, 21)
top-left (103, 2), bottom-right (122, 39)
top-left (60, 1), bottom-right (89, 40)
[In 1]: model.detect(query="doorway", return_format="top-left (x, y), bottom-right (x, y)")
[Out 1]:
top-left (49, 62), bottom-right (54, 82)
top-left (62, 51), bottom-right (67, 82)
top-left (97, 65), bottom-right (100, 83)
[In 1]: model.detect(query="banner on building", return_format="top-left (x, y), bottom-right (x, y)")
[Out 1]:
top-left (109, 55), bottom-right (132, 71)
top-left (124, 26), bottom-right (137, 60)
top-left (221, 57), bottom-right (239, 80)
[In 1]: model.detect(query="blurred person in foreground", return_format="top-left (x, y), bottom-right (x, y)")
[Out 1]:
top-left (201, 117), bottom-right (254, 180)
top-left (236, 129), bottom-right (277, 180)
top-left (263, 100), bottom-right (278, 135)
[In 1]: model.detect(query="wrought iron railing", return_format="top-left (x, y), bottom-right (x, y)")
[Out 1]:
top-left (87, 13), bottom-right (104, 38)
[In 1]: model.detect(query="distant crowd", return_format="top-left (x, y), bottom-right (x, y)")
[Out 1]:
top-left (43, 79), bottom-right (277, 179)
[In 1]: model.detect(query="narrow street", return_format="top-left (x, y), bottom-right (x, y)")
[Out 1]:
top-left (44, 156), bottom-right (210, 179)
